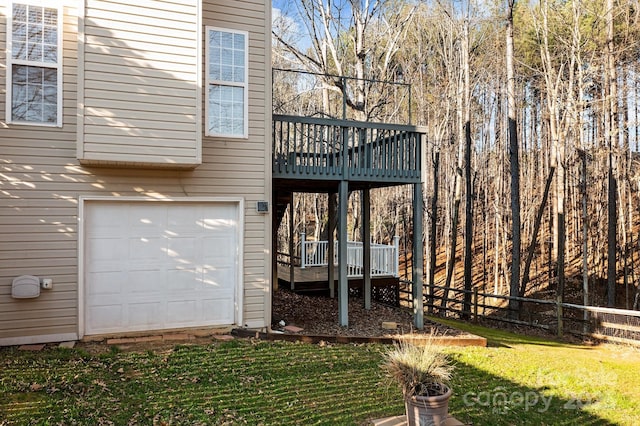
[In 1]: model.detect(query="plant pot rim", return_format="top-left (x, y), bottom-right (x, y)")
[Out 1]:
top-left (406, 384), bottom-right (452, 401)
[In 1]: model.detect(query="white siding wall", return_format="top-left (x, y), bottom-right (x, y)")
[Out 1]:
top-left (0, 0), bottom-right (271, 345)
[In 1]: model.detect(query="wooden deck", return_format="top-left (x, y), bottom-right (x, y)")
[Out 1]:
top-left (277, 264), bottom-right (397, 285)
top-left (272, 114), bottom-right (425, 186)
top-left (276, 264), bottom-right (401, 308)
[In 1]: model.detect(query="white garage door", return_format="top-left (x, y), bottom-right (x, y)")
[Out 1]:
top-left (83, 200), bottom-right (241, 335)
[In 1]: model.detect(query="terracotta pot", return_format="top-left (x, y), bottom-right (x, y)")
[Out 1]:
top-left (404, 385), bottom-right (452, 426)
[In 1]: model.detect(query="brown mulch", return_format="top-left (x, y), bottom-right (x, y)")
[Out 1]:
top-left (271, 289), bottom-right (466, 338)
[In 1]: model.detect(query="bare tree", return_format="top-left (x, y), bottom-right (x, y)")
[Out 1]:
top-left (272, 0), bottom-right (415, 120)
top-left (606, 0), bottom-right (618, 307)
top-left (506, 0), bottom-right (521, 317)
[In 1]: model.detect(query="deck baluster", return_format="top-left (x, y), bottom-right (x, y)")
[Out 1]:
top-left (273, 115), bottom-right (424, 183)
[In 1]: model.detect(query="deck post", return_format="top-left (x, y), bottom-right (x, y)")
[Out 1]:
top-left (289, 193), bottom-right (295, 290)
top-left (413, 181), bottom-right (424, 329)
top-left (300, 232), bottom-right (306, 268)
top-left (328, 192), bottom-right (336, 298)
top-left (393, 235), bottom-right (400, 278)
top-left (363, 189), bottom-right (372, 310)
top-left (338, 180), bottom-right (349, 326)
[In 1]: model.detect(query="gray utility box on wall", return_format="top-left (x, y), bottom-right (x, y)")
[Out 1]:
top-left (12, 275), bottom-right (40, 299)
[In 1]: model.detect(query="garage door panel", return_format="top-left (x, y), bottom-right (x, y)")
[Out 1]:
top-left (203, 265), bottom-right (235, 285)
top-left (167, 237), bottom-right (200, 260)
top-left (130, 237), bottom-right (166, 261)
top-left (89, 305), bottom-right (123, 331)
top-left (129, 204), bottom-right (166, 229)
top-left (88, 237), bottom-right (124, 262)
top-left (89, 261), bottom-right (128, 275)
top-left (88, 206), bottom-right (124, 229)
top-left (87, 271), bottom-right (123, 295)
top-left (202, 216), bottom-right (235, 231)
top-left (202, 298), bottom-right (234, 322)
top-left (128, 270), bottom-right (165, 294)
top-left (84, 201), bottom-right (240, 335)
top-left (167, 205), bottom-right (202, 228)
top-left (166, 300), bottom-right (197, 324)
top-left (204, 234), bottom-right (235, 252)
top-left (128, 302), bottom-right (163, 328)
top-left (166, 268), bottom-right (199, 291)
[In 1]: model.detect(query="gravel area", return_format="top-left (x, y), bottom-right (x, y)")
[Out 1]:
top-left (271, 289), bottom-right (465, 337)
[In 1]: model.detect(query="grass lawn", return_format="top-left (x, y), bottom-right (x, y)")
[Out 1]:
top-left (0, 323), bottom-right (638, 425)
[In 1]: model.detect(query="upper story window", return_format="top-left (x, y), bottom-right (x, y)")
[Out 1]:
top-left (205, 27), bottom-right (248, 138)
top-left (6, 2), bottom-right (63, 126)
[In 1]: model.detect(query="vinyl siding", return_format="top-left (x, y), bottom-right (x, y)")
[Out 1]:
top-left (0, 0), bottom-right (271, 344)
top-left (78, 0), bottom-right (201, 168)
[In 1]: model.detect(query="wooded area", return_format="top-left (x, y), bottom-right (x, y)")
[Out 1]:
top-left (271, 0), bottom-right (640, 312)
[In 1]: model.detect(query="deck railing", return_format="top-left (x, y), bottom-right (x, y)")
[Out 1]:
top-left (300, 233), bottom-right (399, 278)
top-left (273, 114), bottom-right (423, 183)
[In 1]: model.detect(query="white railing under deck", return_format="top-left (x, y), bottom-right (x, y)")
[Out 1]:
top-left (300, 233), bottom-right (400, 278)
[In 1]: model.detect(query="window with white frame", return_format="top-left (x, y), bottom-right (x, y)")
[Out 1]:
top-left (206, 27), bottom-right (248, 138)
top-left (6, 2), bottom-right (62, 126)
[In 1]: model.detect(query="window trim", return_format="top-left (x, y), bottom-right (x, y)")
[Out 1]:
top-left (5, 1), bottom-right (63, 127)
top-left (205, 26), bottom-right (248, 139)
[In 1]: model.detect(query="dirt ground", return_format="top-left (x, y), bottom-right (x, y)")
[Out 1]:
top-left (271, 288), bottom-right (466, 337)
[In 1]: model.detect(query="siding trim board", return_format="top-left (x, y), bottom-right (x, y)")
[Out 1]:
top-left (76, 0), bottom-right (85, 159)
top-left (0, 332), bottom-right (78, 347)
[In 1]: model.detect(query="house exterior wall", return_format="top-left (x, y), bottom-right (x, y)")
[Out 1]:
top-left (0, 0), bottom-right (272, 345)
top-left (78, 0), bottom-right (202, 167)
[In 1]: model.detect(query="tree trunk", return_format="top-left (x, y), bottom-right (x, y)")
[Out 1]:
top-left (520, 168), bottom-right (555, 296)
top-left (506, 0), bottom-right (521, 317)
top-left (606, 0), bottom-right (618, 307)
top-left (462, 20), bottom-right (473, 320)
top-left (427, 151), bottom-right (440, 314)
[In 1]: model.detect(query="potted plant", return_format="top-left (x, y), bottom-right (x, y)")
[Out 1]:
top-left (381, 336), bottom-right (454, 426)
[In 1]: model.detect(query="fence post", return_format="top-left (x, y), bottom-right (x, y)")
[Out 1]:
top-left (300, 233), bottom-right (306, 269)
top-left (473, 287), bottom-right (479, 323)
top-left (556, 295), bottom-right (563, 337)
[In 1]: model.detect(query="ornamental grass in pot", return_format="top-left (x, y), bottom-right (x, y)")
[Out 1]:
top-left (381, 336), bottom-right (454, 426)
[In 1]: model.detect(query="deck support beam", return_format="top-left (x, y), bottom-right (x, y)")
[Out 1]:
top-left (363, 189), bottom-right (372, 310)
top-left (338, 180), bottom-right (349, 326)
top-left (328, 192), bottom-right (336, 298)
top-left (413, 182), bottom-right (424, 329)
top-left (289, 193), bottom-right (295, 290)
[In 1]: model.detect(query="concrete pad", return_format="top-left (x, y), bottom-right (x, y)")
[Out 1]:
top-left (58, 341), bottom-right (76, 349)
top-left (371, 415), bottom-right (464, 425)
top-left (283, 325), bottom-right (304, 333)
top-left (18, 344), bottom-right (45, 351)
top-left (191, 326), bottom-right (233, 337)
top-left (107, 338), bottom-right (136, 345)
top-left (382, 321), bottom-right (398, 330)
top-left (212, 335), bottom-right (235, 341)
top-left (134, 336), bottom-right (163, 343)
top-left (396, 334), bottom-right (487, 347)
top-left (163, 333), bottom-right (192, 341)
